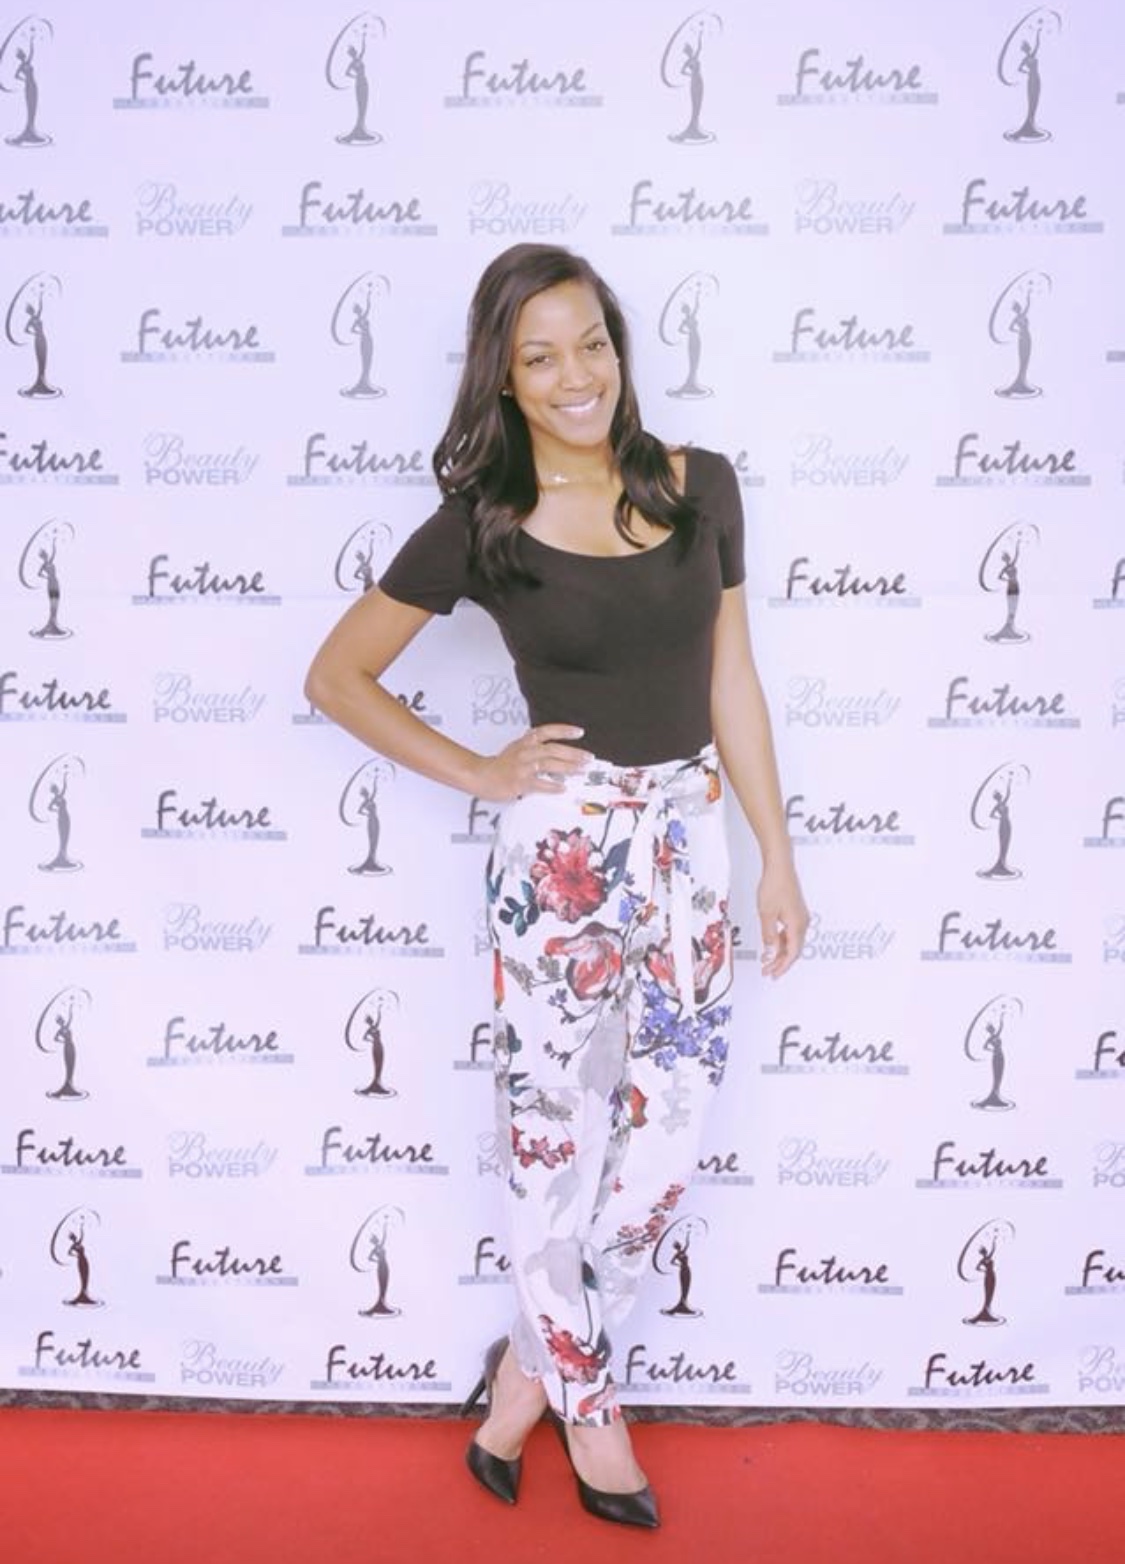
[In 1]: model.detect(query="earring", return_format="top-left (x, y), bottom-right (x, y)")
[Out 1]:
top-left (500, 387), bottom-right (512, 397)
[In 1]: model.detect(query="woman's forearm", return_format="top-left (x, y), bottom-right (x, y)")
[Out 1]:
top-left (305, 663), bottom-right (488, 795)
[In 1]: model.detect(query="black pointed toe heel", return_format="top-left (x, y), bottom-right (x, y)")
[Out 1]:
top-left (549, 1411), bottom-right (660, 1530)
top-left (461, 1336), bottom-right (521, 1505)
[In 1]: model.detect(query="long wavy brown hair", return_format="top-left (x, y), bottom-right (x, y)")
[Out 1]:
top-left (433, 244), bottom-right (698, 590)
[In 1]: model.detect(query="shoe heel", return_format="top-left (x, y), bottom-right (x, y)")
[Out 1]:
top-left (458, 1372), bottom-right (487, 1418)
top-left (548, 1411), bottom-right (660, 1530)
top-left (462, 1337), bottom-right (522, 1506)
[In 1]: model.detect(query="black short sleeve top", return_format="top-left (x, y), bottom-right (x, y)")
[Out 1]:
top-left (379, 445), bottom-right (745, 766)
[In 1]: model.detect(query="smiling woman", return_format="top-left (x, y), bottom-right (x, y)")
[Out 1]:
top-left (304, 243), bottom-right (807, 1529)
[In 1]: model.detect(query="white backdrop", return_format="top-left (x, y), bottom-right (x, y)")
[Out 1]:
top-left (0, 0), bottom-right (1122, 1411)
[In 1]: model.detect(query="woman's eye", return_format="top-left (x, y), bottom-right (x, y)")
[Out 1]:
top-left (586, 339), bottom-right (607, 353)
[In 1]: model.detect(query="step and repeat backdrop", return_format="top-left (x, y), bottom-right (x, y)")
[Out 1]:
top-left (0, 0), bottom-right (1121, 1412)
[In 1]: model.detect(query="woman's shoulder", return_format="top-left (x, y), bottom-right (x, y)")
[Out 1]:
top-left (661, 444), bottom-right (737, 498)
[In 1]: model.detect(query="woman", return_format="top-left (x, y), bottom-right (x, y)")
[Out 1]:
top-left (306, 244), bottom-right (807, 1528)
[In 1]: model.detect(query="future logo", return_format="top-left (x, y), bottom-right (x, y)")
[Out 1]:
top-left (36, 984), bottom-right (92, 1100)
top-left (327, 14), bottom-right (385, 145)
top-left (332, 272), bottom-right (390, 397)
top-left (333, 520), bottom-right (391, 594)
top-left (340, 757), bottom-right (395, 875)
top-left (979, 523), bottom-right (1039, 644)
top-left (0, 14), bottom-right (53, 147)
top-left (958, 1219), bottom-right (1015, 1325)
top-left (661, 12), bottom-right (721, 144)
top-left (345, 987), bottom-right (399, 1097)
top-left (654, 1214), bottom-right (708, 1317)
top-left (20, 519), bottom-right (74, 639)
top-left (350, 1205), bottom-right (403, 1317)
top-left (998, 9), bottom-right (1061, 143)
top-left (990, 270), bottom-right (1051, 399)
top-left (660, 272), bottom-right (719, 398)
top-left (964, 995), bottom-right (1022, 1111)
top-left (972, 762), bottom-right (1030, 881)
top-left (6, 271), bottom-right (63, 397)
top-left (50, 1206), bottom-right (103, 1307)
top-left (30, 753), bottom-right (85, 872)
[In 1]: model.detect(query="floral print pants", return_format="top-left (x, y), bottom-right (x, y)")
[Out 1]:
top-left (486, 744), bottom-right (733, 1425)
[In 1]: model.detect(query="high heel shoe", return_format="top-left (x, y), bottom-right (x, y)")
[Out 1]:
top-left (460, 1337), bottom-right (521, 1505)
top-left (549, 1410), bottom-right (660, 1529)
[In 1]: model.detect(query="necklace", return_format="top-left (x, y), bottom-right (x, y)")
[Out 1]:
top-left (538, 468), bottom-right (612, 488)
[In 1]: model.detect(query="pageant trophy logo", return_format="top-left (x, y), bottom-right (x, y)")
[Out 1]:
top-left (51, 1206), bottom-right (103, 1307)
top-left (964, 995), bottom-right (1022, 1111)
top-left (19, 519), bottom-right (74, 639)
top-left (1, 14), bottom-right (53, 146)
top-left (991, 271), bottom-right (1051, 399)
top-left (661, 12), bottom-right (721, 144)
top-left (973, 762), bottom-right (1030, 881)
top-left (345, 987), bottom-right (399, 1097)
top-left (998, 9), bottom-right (1061, 143)
top-left (340, 758), bottom-right (396, 875)
top-left (334, 519), bottom-right (392, 594)
top-left (36, 984), bottom-right (92, 1100)
top-left (326, 13), bottom-right (385, 144)
top-left (653, 1215), bottom-right (708, 1318)
top-left (960, 1219), bottom-right (1015, 1326)
top-left (979, 522), bottom-right (1039, 643)
top-left (351, 1205), bottom-right (403, 1318)
top-left (30, 753), bottom-right (85, 873)
top-left (332, 273), bottom-right (390, 398)
top-left (660, 272), bottom-right (719, 399)
top-left (6, 271), bottom-right (63, 397)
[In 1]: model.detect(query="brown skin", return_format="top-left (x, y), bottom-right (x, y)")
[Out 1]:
top-left (305, 279), bottom-right (807, 1493)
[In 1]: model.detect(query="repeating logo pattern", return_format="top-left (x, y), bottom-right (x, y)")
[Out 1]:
top-left (0, 0), bottom-right (1112, 1417)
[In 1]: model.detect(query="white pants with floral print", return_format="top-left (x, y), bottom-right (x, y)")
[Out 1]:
top-left (486, 744), bottom-right (733, 1426)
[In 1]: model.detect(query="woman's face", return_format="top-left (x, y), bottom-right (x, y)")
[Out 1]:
top-left (506, 280), bottom-right (621, 463)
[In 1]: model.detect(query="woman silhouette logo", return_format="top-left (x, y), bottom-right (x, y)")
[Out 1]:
top-left (958, 1220), bottom-right (1014, 1325)
top-left (989, 271), bottom-right (1050, 400)
top-left (20, 520), bottom-right (76, 639)
top-left (340, 757), bottom-right (396, 875)
top-left (659, 273), bottom-right (719, 399)
top-left (36, 985), bottom-right (93, 1101)
top-left (331, 273), bottom-right (390, 399)
top-left (963, 996), bottom-right (1021, 1112)
top-left (979, 522), bottom-right (1039, 645)
top-left (998, 9), bottom-right (1061, 144)
top-left (350, 1206), bottom-right (404, 1317)
top-left (30, 754), bottom-right (85, 873)
top-left (971, 762), bottom-right (1030, 881)
top-left (5, 272), bottom-right (63, 397)
top-left (51, 1207), bottom-right (104, 1308)
top-left (333, 520), bottom-right (392, 595)
top-left (661, 13), bottom-right (722, 144)
top-left (345, 987), bottom-right (400, 1097)
top-left (655, 1215), bottom-right (708, 1317)
top-left (326, 15), bottom-right (386, 146)
top-left (0, 16), bottom-right (54, 148)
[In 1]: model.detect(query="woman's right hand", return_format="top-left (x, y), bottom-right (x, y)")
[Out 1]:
top-left (472, 724), bottom-right (592, 802)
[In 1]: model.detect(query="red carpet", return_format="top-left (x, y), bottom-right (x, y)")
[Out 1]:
top-left (1, 1408), bottom-right (1116, 1563)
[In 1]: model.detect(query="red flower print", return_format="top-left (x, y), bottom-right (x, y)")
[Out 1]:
top-left (693, 915), bottom-right (728, 1005)
top-left (577, 1383), bottom-right (621, 1421)
top-left (644, 938), bottom-right (678, 1000)
top-left (493, 949), bottom-right (505, 1007)
top-left (538, 1315), bottom-right (607, 1385)
top-left (545, 921), bottom-right (624, 1001)
top-left (530, 828), bottom-right (606, 922)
